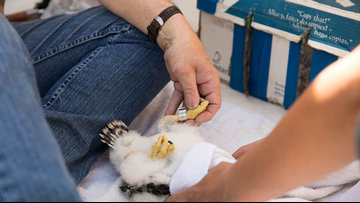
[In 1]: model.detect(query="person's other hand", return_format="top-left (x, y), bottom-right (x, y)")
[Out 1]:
top-left (166, 162), bottom-right (233, 202)
top-left (158, 15), bottom-right (221, 126)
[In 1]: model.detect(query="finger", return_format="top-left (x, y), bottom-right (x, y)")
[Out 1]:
top-left (232, 140), bottom-right (262, 159)
top-left (195, 93), bottom-right (222, 125)
top-left (173, 83), bottom-right (202, 111)
top-left (176, 68), bottom-right (200, 109)
top-left (198, 69), bottom-right (221, 95)
top-left (194, 111), bottom-right (212, 126)
top-left (198, 80), bottom-right (220, 98)
top-left (165, 89), bottom-right (184, 116)
top-left (173, 82), bottom-right (184, 92)
top-left (232, 145), bottom-right (251, 160)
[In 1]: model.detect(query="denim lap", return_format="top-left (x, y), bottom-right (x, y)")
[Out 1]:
top-left (11, 6), bottom-right (170, 185)
top-left (0, 14), bottom-right (82, 202)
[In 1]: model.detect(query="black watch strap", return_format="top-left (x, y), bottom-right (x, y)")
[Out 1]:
top-left (147, 6), bottom-right (183, 42)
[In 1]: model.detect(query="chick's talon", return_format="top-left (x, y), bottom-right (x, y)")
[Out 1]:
top-left (149, 135), bottom-right (175, 160)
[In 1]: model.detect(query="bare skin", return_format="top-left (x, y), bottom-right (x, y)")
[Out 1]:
top-left (167, 46), bottom-right (360, 202)
top-left (99, 0), bottom-right (221, 126)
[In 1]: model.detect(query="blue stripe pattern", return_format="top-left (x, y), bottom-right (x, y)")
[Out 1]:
top-left (310, 50), bottom-right (338, 83)
top-left (230, 26), bottom-right (272, 102)
top-left (230, 24), bottom-right (246, 93)
top-left (249, 30), bottom-right (272, 102)
top-left (197, 0), bottom-right (218, 15)
top-left (224, 23), bottom-right (339, 109)
top-left (199, 0), bottom-right (345, 109)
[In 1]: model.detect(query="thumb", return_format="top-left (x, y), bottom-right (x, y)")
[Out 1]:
top-left (232, 140), bottom-right (262, 159)
top-left (179, 72), bottom-right (200, 110)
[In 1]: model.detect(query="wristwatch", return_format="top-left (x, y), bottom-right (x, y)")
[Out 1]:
top-left (147, 5), bottom-right (183, 42)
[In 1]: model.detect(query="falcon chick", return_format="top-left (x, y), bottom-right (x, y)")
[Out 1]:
top-left (99, 99), bottom-right (209, 202)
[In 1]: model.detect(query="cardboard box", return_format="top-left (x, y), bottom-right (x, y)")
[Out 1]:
top-left (198, 0), bottom-right (360, 108)
top-left (200, 11), bottom-right (234, 84)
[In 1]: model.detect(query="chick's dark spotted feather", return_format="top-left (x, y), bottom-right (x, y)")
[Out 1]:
top-left (99, 120), bottom-right (129, 149)
top-left (120, 182), bottom-right (171, 198)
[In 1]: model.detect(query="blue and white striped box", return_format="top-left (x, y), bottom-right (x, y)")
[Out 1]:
top-left (198, 0), bottom-right (360, 109)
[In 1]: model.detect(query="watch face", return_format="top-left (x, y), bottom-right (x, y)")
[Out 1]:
top-left (155, 16), bottom-right (164, 26)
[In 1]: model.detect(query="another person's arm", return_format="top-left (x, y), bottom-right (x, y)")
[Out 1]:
top-left (98, 0), bottom-right (221, 125)
top-left (167, 46), bottom-right (360, 202)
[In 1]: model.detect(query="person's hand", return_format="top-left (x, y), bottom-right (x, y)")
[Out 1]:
top-left (166, 162), bottom-right (234, 202)
top-left (232, 139), bottom-right (263, 159)
top-left (158, 15), bottom-right (221, 126)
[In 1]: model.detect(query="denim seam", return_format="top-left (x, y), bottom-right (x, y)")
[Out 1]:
top-left (32, 26), bottom-right (132, 64)
top-left (30, 14), bottom-right (78, 56)
top-left (43, 47), bottom-right (104, 109)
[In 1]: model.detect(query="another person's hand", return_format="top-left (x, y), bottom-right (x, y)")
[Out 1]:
top-left (166, 162), bottom-right (234, 202)
top-left (166, 140), bottom-right (263, 202)
top-left (159, 15), bottom-right (222, 126)
top-left (167, 140), bottom-right (263, 202)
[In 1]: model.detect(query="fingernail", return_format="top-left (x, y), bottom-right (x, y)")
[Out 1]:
top-left (187, 100), bottom-right (197, 109)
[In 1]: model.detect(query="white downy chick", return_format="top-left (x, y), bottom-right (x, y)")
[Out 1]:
top-left (99, 119), bottom-right (205, 202)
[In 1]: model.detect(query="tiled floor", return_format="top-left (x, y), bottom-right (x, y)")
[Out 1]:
top-left (4, 1), bottom-right (287, 123)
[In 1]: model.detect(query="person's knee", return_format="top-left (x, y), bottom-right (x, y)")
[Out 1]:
top-left (0, 16), bottom-right (32, 73)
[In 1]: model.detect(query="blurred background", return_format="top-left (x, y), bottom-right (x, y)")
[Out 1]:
top-left (4, 0), bottom-right (200, 32)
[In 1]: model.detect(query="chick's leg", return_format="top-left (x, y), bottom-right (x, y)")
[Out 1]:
top-left (159, 98), bottom-right (210, 124)
top-left (149, 136), bottom-right (164, 159)
top-left (158, 98), bottom-right (210, 131)
top-left (149, 135), bottom-right (175, 160)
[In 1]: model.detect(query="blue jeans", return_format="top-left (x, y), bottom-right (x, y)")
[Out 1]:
top-left (0, 6), bottom-right (170, 201)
